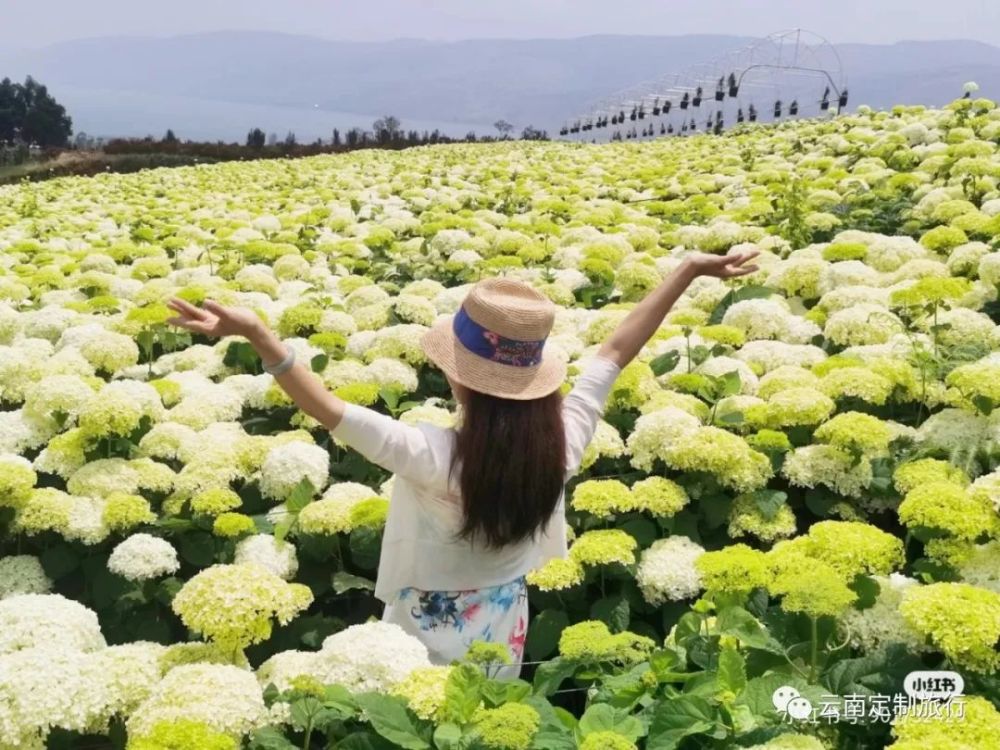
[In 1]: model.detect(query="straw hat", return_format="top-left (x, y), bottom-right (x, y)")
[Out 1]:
top-left (421, 278), bottom-right (567, 400)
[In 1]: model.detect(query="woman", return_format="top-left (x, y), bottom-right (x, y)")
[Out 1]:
top-left (167, 249), bottom-right (758, 672)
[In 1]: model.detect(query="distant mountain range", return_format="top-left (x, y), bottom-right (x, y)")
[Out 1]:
top-left (3, 32), bottom-right (999, 141)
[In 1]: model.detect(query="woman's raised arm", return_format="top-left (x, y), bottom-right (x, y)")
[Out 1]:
top-left (167, 298), bottom-right (347, 430)
top-left (597, 250), bottom-right (760, 369)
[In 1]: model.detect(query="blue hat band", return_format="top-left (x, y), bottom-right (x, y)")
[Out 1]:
top-left (452, 306), bottom-right (545, 367)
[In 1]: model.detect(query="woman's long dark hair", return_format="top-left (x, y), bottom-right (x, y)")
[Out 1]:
top-left (451, 388), bottom-right (566, 549)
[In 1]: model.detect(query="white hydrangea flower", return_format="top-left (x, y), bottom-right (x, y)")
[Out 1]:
top-left (0, 556), bottom-right (52, 599)
top-left (917, 408), bottom-right (988, 454)
top-left (87, 641), bottom-right (168, 724)
top-left (234, 535), bottom-right (299, 581)
top-left (258, 622), bottom-right (431, 694)
top-left (722, 298), bottom-right (793, 341)
top-left (138, 422), bottom-right (200, 462)
top-left (839, 574), bottom-right (929, 653)
top-left (20, 306), bottom-right (80, 342)
top-left (364, 357), bottom-right (419, 392)
top-left (65, 495), bottom-right (110, 545)
top-left (696, 356), bottom-right (760, 395)
top-left (824, 304), bottom-right (903, 346)
top-left (0, 594), bottom-right (105, 655)
top-left (167, 384), bottom-right (245, 429)
top-left (259, 441), bottom-right (330, 501)
top-left (67, 458), bottom-right (141, 497)
top-left (636, 536), bottom-right (705, 604)
top-left (0, 646), bottom-right (111, 746)
top-left (626, 407), bottom-right (702, 472)
top-left (734, 340), bottom-right (827, 373)
top-left (782, 444), bottom-right (873, 498)
top-left (21, 374), bottom-right (95, 430)
top-left (400, 401), bottom-right (456, 429)
top-left (0, 409), bottom-right (53, 454)
top-left (128, 663), bottom-right (268, 738)
top-left (107, 534), bottom-right (180, 581)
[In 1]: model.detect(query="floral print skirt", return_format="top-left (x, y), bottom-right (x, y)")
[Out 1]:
top-left (382, 576), bottom-right (528, 679)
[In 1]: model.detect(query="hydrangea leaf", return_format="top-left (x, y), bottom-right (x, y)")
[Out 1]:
top-left (353, 693), bottom-right (431, 750)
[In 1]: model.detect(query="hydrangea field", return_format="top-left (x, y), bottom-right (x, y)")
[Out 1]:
top-left (3, 96), bottom-right (1000, 750)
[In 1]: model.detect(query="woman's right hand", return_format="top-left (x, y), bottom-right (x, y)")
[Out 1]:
top-left (166, 298), bottom-right (264, 339)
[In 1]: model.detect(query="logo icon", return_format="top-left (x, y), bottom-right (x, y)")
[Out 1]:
top-left (903, 671), bottom-right (964, 701)
top-left (773, 686), bottom-right (814, 720)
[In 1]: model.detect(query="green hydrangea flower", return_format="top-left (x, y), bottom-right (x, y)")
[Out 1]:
top-left (580, 732), bottom-right (637, 750)
top-left (662, 427), bottom-right (773, 493)
top-left (696, 544), bottom-right (770, 594)
top-left (158, 641), bottom-right (248, 674)
top-left (727, 492), bottom-right (798, 543)
top-left (191, 488), bottom-right (243, 516)
top-left (900, 583), bottom-right (1000, 673)
top-left (570, 479), bottom-right (634, 518)
top-left (103, 492), bottom-right (156, 532)
top-left (172, 563), bottom-right (313, 650)
top-left (890, 276), bottom-right (972, 307)
top-left (128, 719), bottom-right (237, 750)
top-left (391, 665), bottom-right (451, 721)
top-left (616, 263), bottom-right (662, 301)
top-left (125, 302), bottom-right (174, 329)
top-left (333, 382), bottom-right (381, 406)
top-left (277, 302), bottom-right (323, 338)
top-left (558, 620), bottom-right (654, 665)
top-left (211, 512), bottom-right (256, 538)
top-left (610, 361), bottom-right (660, 410)
top-left (899, 482), bottom-right (999, 540)
top-left (945, 360), bottom-right (1000, 412)
top-left (746, 429), bottom-right (793, 453)
top-left (149, 378), bottom-right (183, 407)
top-left (525, 557), bottom-right (584, 591)
top-left (770, 559), bottom-right (858, 618)
top-left (569, 530), bottom-right (637, 568)
top-left (804, 521), bottom-right (905, 578)
top-left (696, 324), bottom-right (746, 347)
top-left (813, 412), bottom-right (895, 457)
top-left (819, 367), bottom-right (893, 405)
top-left (822, 241), bottom-right (868, 262)
top-left (748, 387), bottom-right (835, 429)
top-left (0, 455), bottom-right (37, 509)
top-left (629, 476), bottom-right (689, 517)
top-left (307, 331), bottom-right (348, 354)
top-left (918, 225), bottom-right (969, 254)
top-left (464, 641), bottom-right (512, 667)
top-left (893, 458), bottom-right (968, 494)
top-left (889, 695), bottom-right (1000, 749)
top-left (348, 497), bottom-right (389, 529)
top-left (472, 703), bottom-right (540, 750)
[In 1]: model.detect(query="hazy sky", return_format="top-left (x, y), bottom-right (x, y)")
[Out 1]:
top-left (4, 0), bottom-right (1000, 49)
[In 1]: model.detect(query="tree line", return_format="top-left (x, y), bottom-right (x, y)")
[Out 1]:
top-left (99, 116), bottom-right (547, 166)
top-left (0, 77), bottom-right (551, 182)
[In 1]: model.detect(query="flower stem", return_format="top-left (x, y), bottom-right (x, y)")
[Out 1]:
top-left (808, 616), bottom-right (819, 683)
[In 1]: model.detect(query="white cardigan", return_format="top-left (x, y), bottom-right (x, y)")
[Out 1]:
top-left (329, 356), bottom-right (621, 603)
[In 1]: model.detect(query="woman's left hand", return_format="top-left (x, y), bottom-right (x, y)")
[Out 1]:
top-left (683, 250), bottom-right (761, 279)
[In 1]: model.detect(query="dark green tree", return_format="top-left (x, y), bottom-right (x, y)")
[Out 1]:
top-left (372, 115), bottom-right (401, 144)
top-left (0, 78), bottom-right (18, 142)
top-left (0, 77), bottom-right (73, 146)
top-left (520, 125), bottom-right (549, 141)
top-left (246, 127), bottom-right (266, 148)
